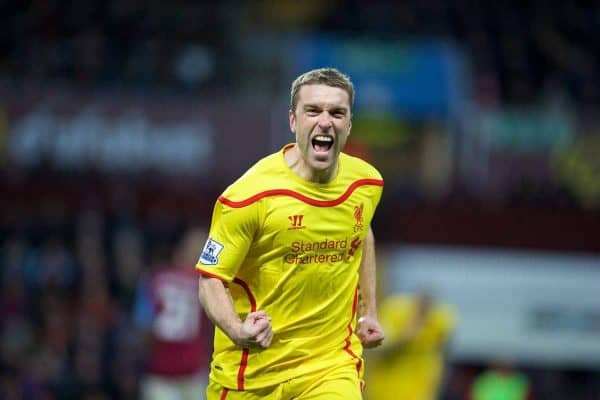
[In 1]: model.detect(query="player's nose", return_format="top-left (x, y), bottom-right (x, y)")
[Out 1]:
top-left (317, 113), bottom-right (333, 131)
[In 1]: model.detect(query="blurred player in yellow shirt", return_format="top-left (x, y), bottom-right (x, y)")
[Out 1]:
top-left (365, 290), bottom-right (456, 400)
top-left (196, 68), bottom-right (385, 400)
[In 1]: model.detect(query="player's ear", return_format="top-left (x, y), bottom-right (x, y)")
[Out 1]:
top-left (289, 109), bottom-right (296, 133)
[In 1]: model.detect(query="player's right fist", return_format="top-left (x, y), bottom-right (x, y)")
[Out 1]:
top-left (235, 310), bottom-right (273, 349)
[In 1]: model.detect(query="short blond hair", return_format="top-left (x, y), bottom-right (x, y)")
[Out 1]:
top-left (290, 68), bottom-right (354, 114)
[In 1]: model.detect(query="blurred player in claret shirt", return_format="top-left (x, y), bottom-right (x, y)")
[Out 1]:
top-left (133, 227), bottom-right (213, 400)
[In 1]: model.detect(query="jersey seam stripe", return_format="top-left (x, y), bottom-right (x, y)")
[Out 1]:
top-left (218, 178), bottom-right (384, 208)
top-left (343, 287), bottom-right (363, 374)
top-left (233, 277), bottom-right (257, 391)
top-left (220, 388), bottom-right (229, 399)
top-left (196, 268), bottom-right (229, 282)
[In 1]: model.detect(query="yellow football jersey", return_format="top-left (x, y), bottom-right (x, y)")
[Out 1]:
top-left (196, 143), bottom-right (383, 390)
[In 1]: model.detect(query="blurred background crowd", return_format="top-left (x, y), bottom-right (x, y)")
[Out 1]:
top-left (1, 1), bottom-right (599, 399)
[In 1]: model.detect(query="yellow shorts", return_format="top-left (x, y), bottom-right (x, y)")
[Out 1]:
top-left (206, 364), bottom-right (363, 400)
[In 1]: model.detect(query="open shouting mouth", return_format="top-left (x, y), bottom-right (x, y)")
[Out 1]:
top-left (311, 135), bottom-right (334, 155)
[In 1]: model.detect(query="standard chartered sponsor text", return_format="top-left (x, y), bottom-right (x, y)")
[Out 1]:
top-left (285, 238), bottom-right (349, 265)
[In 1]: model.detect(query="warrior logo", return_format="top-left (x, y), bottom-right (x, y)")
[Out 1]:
top-left (288, 214), bottom-right (306, 230)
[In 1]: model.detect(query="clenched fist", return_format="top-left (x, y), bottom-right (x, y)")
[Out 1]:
top-left (356, 315), bottom-right (384, 348)
top-left (233, 310), bottom-right (273, 349)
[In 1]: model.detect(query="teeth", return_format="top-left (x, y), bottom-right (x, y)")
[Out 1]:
top-left (314, 135), bottom-right (333, 142)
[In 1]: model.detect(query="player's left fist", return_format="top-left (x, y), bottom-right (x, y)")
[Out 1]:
top-left (356, 315), bottom-right (384, 348)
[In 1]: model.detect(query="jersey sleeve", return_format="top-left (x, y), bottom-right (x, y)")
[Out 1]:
top-left (372, 182), bottom-right (383, 210)
top-left (371, 164), bottom-right (384, 209)
top-left (196, 197), bottom-right (260, 282)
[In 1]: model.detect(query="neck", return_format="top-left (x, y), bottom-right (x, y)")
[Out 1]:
top-left (284, 145), bottom-right (337, 184)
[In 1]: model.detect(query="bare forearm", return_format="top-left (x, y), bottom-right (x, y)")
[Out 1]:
top-left (198, 275), bottom-right (274, 348)
top-left (356, 226), bottom-right (385, 348)
top-left (198, 276), bottom-right (242, 342)
top-left (359, 227), bottom-right (378, 317)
